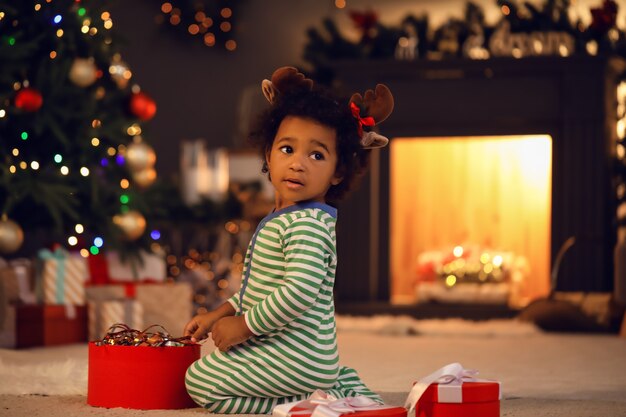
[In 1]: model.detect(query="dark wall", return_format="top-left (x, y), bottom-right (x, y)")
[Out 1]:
top-left (107, 0), bottom-right (614, 178)
top-left (109, 1), bottom-right (339, 177)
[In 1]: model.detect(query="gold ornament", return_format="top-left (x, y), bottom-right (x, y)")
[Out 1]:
top-left (132, 167), bottom-right (157, 188)
top-left (0, 214), bottom-right (24, 254)
top-left (69, 57), bottom-right (98, 87)
top-left (126, 141), bottom-right (156, 172)
top-left (113, 210), bottom-right (146, 241)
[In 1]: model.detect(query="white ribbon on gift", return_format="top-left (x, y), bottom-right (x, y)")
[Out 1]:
top-left (273, 389), bottom-right (394, 417)
top-left (404, 362), bottom-right (500, 413)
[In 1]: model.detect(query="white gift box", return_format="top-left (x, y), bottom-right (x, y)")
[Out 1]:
top-left (88, 299), bottom-right (144, 341)
top-left (106, 251), bottom-right (166, 282)
top-left (38, 249), bottom-right (88, 306)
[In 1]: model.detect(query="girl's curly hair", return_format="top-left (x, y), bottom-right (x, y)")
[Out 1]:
top-left (248, 87), bottom-right (371, 204)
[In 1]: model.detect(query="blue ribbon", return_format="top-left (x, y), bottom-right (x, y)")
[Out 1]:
top-left (38, 248), bottom-right (68, 304)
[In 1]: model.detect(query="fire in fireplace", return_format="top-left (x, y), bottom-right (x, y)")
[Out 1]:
top-left (390, 135), bottom-right (552, 307)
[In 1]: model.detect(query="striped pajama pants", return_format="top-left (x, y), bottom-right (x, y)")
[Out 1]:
top-left (185, 352), bottom-right (383, 414)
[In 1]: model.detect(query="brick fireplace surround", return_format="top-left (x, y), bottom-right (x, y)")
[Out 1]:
top-left (332, 56), bottom-right (625, 317)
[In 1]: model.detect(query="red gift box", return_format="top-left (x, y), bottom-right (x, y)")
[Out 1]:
top-left (416, 381), bottom-right (500, 417)
top-left (16, 305), bottom-right (87, 348)
top-left (86, 254), bottom-right (110, 285)
top-left (87, 342), bottom-right (201, 409)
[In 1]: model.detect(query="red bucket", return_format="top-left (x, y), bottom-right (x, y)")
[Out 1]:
top-left (87, 341), bottom-right (201, 409)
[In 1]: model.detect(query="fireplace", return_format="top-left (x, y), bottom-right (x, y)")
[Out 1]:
top-left (332, 56), bottom-right (624, 313)
top-left (390, 134), bottom-right (552, 307)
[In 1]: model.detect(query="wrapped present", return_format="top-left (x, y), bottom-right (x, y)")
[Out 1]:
top-left (0, 258), bottom-right (37, 304)
top-left (88, 324), bottom-right (200, 409)
top-left (273, 390), bottom-right (407, 417)
top-left (86, 254), bottom-right (110, 285)
top-left (135, 282), bottom-right (192, 337)
top-left (106, 250), bottom-right (166, 282)
top-left (88, 300), bottom-right (143, 342)
top-left (38, 248), bottom-right (88, 305)
top-left (0, 280), bottom-right (5, 333)
top-left (85, 282), bottom-right (193, 336)
top-left (1, 259), bottom-right (20, 303)
top-left (406, 363), bottom-right (500, 417)
top-left (85, 283), bottom-right (137, 301)
top-left (1, 258), bottom-right (37, 337)
top-left (0, 305), bottom-right (87, 348)
top-left (0, 306), bottom-right (16, 348)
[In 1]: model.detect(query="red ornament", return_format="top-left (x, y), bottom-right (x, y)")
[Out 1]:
top-left (14, 87), bottom-right (43, 112)
top-left (129, 91), bottom-right (157, 121)
top-left (349, 10), bottom-right (379, 42)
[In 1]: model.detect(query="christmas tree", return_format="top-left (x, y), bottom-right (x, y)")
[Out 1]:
top-left (0, 0), bottom-right (159, 257)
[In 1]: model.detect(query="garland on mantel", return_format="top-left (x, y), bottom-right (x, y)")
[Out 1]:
top-left (304, 0), bottom-right (626, 239)
top-left (304, 0), bottom-right (624, 82)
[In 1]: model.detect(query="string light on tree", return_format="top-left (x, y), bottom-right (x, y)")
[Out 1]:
top-left (109, 54), bottom-right (132, 89)
top-left (156, 0), bottom-right (241, 51)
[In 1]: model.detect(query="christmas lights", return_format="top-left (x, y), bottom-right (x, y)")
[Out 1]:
top-left (156, 1), bottom-right (240, 51)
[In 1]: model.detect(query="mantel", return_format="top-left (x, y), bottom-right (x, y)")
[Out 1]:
top-left (331, 55), bottom-right (625, 137)
top-left (330, 55), bottom-right (626, 81)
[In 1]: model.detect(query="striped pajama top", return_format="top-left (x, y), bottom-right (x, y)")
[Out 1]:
top-left (230, 201), bottom-right (338, 378)
top-left (232, 201), bottom-right (338, 336)
top-left (185, 201), bottom-right (382, 413)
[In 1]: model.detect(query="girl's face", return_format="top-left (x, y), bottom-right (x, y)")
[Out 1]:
top-left (266, 116), bottom-right (343, 211)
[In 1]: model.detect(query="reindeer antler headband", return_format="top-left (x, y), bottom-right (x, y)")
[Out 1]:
top-left (261, 66), bottom-right (394, 150)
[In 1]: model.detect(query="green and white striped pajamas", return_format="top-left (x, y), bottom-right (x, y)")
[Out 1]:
top-left (185, 202), bottom-right (381, 414)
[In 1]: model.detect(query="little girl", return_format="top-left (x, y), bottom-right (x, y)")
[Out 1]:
top-left (184, 67), bottom-right (394, 414)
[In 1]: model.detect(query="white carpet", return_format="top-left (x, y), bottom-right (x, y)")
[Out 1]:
top-left (0, 357), bottom-right (86, 395)
top-left (335, 315), bottom-right (540, 336)
top-left (0, 317), bottom-right (624, 404)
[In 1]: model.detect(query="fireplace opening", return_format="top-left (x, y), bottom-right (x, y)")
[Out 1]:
top-left (390, 135), bottom-right (553, 308)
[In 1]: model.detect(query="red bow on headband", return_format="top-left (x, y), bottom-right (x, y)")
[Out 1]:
top-left (350, 102), bottom-right (375, 136)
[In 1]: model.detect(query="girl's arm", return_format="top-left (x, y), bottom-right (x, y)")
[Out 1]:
top-left (244, 216), bottom-right (333, 336)
top-left (211, 314), bottom-right (253, 351)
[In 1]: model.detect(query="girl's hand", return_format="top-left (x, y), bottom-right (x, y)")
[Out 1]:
top-left (184, 312), bottom-right (220, 343)
top-left (183, 302), bottom-right (237, 343)
top-left (211, 316), bottom-right (254, 352)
